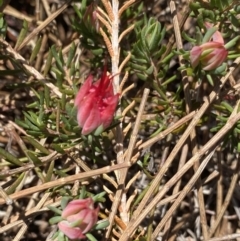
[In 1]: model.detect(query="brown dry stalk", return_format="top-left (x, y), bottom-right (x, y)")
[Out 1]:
top-left (106, 88), bottom-right (150, 237)
top-left (120, 106), bottom-right (240, 241)
top-left (151, 148), bottom-right (216, 240)
top-left (0, 186), bottom-right (12, 205)
top-left (160, 2), bottom-right (191, 62)
top-left (208, 155), bottom-right (240, 237)
top-left (121, 82), bottom-right (134, 98)
top-left (34, 33), bottom-right (48, 71)
top-left (119, 52), bottom-right (131, 74)
top-left (3, 5), bottom-right (43, 24)
top-left (120, 72), bottom-right (131, 94)
top-left (105, 0), bottom-right (127, 238)
top-left (100, 27), bottom-right (114, 57)
top-left (121, 100), bottom-right (135, 118)
top-left (118, 0), bottom-right (136, 17)
top-left (119, 24), bottom-right (135, 43)
top-left (216, 149), bottom-right (223, 236)
top-left (0, 161), bottom-right (130, 205)
top-left (207, 233), bottom-right (240, 241)
top-left (162, 143), bottom-right (189, 240)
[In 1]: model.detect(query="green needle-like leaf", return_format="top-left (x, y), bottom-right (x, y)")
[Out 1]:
top-left (29, 36), bottom-right (42, 64)
top-left (15, 19), bottom-right (28, 50)
top-left (0, 147), bottom-right (23, 166)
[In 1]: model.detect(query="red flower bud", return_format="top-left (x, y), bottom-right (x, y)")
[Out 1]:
top-left (58, 198), bottom-right (99, 240)
top-left (75, 69), bottom-right (119, 135)
top-left (190, 23), bottom-right (228, 71)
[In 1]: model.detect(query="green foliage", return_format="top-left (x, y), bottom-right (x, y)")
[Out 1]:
top-left (72, 1), bottom-right (105, 67)
top-left (210, 101), bottom-right (240, 151)
top-left (15, 19), bottom-right (28, 50)
top-left (16, 44), bottom-right (82, 149)
top-left (190, 0), bottom-right (240, 33)
top-left (0, 13), bottom-right (6, 37)
top-left (210, 0), bottom-right (234, 11)
top-left (130, 17), bottom-right (168, 81)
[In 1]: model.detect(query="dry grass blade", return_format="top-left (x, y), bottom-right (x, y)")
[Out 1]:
top-left (208, 156), bottom-right (240, 237)
top-left (16, 0), bottom-right (71, 51)
top-left (139, 111), bottom-right (196, 150)
top-left (162, 143), bottom-right (189, 240)
top-left (130, 57), bottom-right (240, 227)
top-left (151, 147), bottom-right (216, 240)
top-left (119, 104), bottom-right (240, 241)
top-left (0, 161), bottom-right (130, 205)
top-left (3, 5), bottom-right (43, 24)
top-left (207, 233), bottom-right (240, 241)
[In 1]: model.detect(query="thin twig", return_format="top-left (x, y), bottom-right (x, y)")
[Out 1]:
top-left (106, 88), bottom-right (150, 236)
top-left (3, 5), bottom-right (43, 24)
top-left (119, 107), bottom-right (240, 241)
top-left (0, 161), bottom-right (131, 205)
top-left (162, 143), bottom-right (189, 240)
top-left (118, 57), bottom-right (240, 241)
top-left (207, 233), bottom-right (240, 241)
top-left (119, 24), bottom-right (135, 43)
top-left (216, 149), bottom-right (223, 236)
top-left (151, 148), bottom-right (216, 240)
top-left (208, 154), bottom-right (240, 237)
top-left (118, 0), bottom-right (135, 17)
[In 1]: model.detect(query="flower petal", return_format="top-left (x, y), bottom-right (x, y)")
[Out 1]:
top-left (75, 75), bottom-right (94, 107)
top-left (203, 48), bottom-right (228, 70)
top-left (62, 198), bottom-right (94, 218)
top-left (205, 22), bottom-right (224, 44)
top-left (76, 92), bottom-right (96, 129)
top-left (100, 95), bottom-right (119, 129)
top-left (190, 46), bottom-right (202, 68)
top-left (58, 221), bottom-right (85, 239)
top-left (67, 208), bottom-right (99, 233)
top-left (81, 105), bottom-right (102, 135)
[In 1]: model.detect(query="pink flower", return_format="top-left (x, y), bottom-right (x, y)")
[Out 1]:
top-left (58, 198), bottom-right (99, 240)
top-left (75, 68), bottom-right (119, 135)
top-left (190, 23), bottom-right (228, 71)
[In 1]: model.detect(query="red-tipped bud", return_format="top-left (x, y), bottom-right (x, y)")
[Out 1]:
top-left (75, 69), bottom-right (119, 135)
